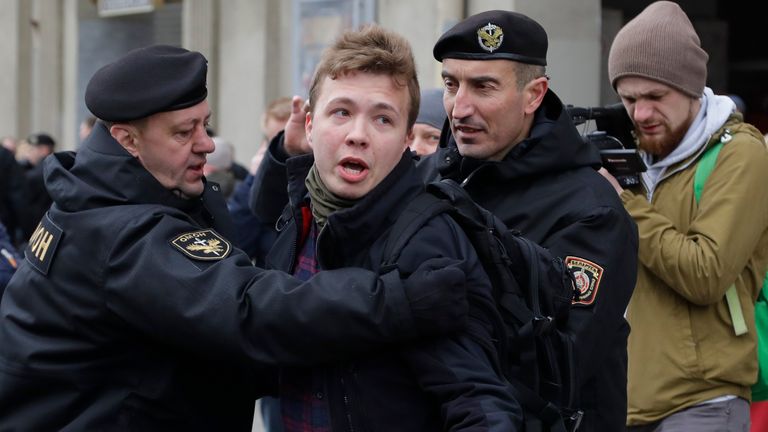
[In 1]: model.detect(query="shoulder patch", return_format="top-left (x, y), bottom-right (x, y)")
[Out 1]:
top-left (25, 213), bottom-right (64, 276)
top-left (565, 256), bottom-right (603, 306)
top-left (170, 229), bottom-right (231, 261)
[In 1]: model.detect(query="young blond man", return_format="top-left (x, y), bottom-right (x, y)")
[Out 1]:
top-left (264, 25), bottom-right (521, 431)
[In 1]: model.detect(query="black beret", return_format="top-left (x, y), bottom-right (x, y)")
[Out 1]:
top-left (85, 45), bottom-right (208, 122)
top-left (433, 10), bottom-right (547, 66)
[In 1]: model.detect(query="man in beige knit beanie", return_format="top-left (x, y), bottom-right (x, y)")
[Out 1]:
top-left (601, 1), bottom-right (768, 431)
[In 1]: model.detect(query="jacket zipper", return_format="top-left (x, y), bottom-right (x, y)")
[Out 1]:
top-left (329, 226), bottom-right (357, 432)
top-left (340, 374), bottom-right (357, 432)
top-left (460, 164), bottom-right (488, 188)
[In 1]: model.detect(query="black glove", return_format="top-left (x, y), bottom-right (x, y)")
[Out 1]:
top-left (402, 257), bottom-right (469, 337)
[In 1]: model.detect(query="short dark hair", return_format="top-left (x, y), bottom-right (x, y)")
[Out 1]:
top-left (27, 133), bottom-right (56, 148)
top-left (514, 63), bottom-right (546, 90)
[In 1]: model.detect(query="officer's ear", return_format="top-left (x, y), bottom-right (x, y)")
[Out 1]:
top-left (110, 123), bottom-right (141, 157)
top-left (523, 76), bottom-right (548, 115)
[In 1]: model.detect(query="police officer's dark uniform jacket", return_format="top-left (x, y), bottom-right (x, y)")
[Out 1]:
top-left (0, 45), bottom-right (468, 431)
top-left (429, 88), bottom-right (638, 431)
top-left (267, 151), bottom-right (522, 431)
top-left (420, 11), bottom-right (640, 431)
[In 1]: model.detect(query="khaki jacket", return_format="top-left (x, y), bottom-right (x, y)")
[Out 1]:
top-left (621, 116), bottom-right (768, 425)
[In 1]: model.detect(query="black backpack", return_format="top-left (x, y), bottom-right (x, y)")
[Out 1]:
top-left (382, 179), bottom-right (583, 432)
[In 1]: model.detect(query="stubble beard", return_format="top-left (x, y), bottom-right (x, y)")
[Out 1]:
top-left (635, 104), bottom-right (697, 161)
top-left (636, 124), bottom-right (689, 160)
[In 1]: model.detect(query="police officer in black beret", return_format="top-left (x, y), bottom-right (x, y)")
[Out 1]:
top-left (256, 10), bottom-right (639, 432)
top-left (431, 10), bottom-right (638, 432)
top-left (0, 44), bottom-right (470, 431)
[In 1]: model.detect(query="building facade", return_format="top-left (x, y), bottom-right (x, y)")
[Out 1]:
top-left (0, 0), bottom-right (740, 166)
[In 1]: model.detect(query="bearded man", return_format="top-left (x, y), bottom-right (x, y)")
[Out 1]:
top-left (601, 2), bottom-right (768, 431)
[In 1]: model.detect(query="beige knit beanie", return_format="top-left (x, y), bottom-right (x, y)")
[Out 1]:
top-left (608, 1), bottom-right (708, 98)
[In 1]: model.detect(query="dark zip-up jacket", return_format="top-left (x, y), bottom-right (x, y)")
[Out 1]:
top-left (0, 123), bottom-right (462, 431)
top-left (267, 152), bottom-right (521, 431)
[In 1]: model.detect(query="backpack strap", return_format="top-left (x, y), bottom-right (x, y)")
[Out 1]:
top-left (380, 190), bottom-right (453, 271)
top-left (693, 138), bottom-right (726, 205)
top-left (427, 179), bottom-right (489, 224)
top-left (507, 375), bottom-right (573, 432)
top-left (693, 130), bottom-right (747, 336)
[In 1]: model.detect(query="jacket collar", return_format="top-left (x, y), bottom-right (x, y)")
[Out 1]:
top-left (43, 122), bottom-right (230, 232)
top-left (663, 114), bottom-right (765, 178)
top-left (285, 151), bottom-right (424, 268)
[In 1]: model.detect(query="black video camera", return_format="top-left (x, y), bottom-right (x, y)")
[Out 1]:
top-left (567, 103), bottom-right (646, 188)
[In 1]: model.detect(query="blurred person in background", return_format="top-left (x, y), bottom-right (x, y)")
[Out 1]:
top-left (0, 221), bottom-right (20, 297)
top-left (80, 115), bottom-right (98, 143)
top-left (0, 145), bottom-right (24, 247)
top-left (408, 88), bottom-right (446, 157)
top-left (226, 96), bottom-right (293, 268)
top-left (251, 96), bottom-right (293, 175)
top-left (19, 133), bottom-right (55, 242)
top-left (1, 136), bottom-right (17, 154)
top-left (204, 136), bottom-right (238, 199)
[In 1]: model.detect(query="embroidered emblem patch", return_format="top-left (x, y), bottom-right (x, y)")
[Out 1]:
top-left (25, 213), bottom-right (63, 276)
top-left (171, 229), bottom-right (231, 261)
top-left (477, 22), bottom-right (504, 53)
top-left (565, 256), bottom-right (603, 306)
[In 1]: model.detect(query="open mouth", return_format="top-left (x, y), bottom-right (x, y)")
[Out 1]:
top-left (342, 160), bottom-right (366, 174)
top-left (338, 157), bottom-right (369, 182)
top-left (189, 163), bottom-right (205, 176)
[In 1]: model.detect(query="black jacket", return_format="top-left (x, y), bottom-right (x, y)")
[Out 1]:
top-left (427, 90), bottom-right (638, 431)
top-left (0, 124), bottom-right (455, 431)
top-left (267, 152), bottom-right (521, 431)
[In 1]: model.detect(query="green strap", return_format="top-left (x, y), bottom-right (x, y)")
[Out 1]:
top-left (693, 141), bottom-right (724, 205)
top-left (725, 285), bottom-right (748, 336)
top-left (694, 133), bottom-right (747, 335)
top-left (760, 271), bottom-right (768, 300)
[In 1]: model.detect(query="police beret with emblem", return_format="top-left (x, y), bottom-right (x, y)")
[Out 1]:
top-left (433, 10), bottom-right (548, 66)
top-left (85, 44), bottom-right (208, 123)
